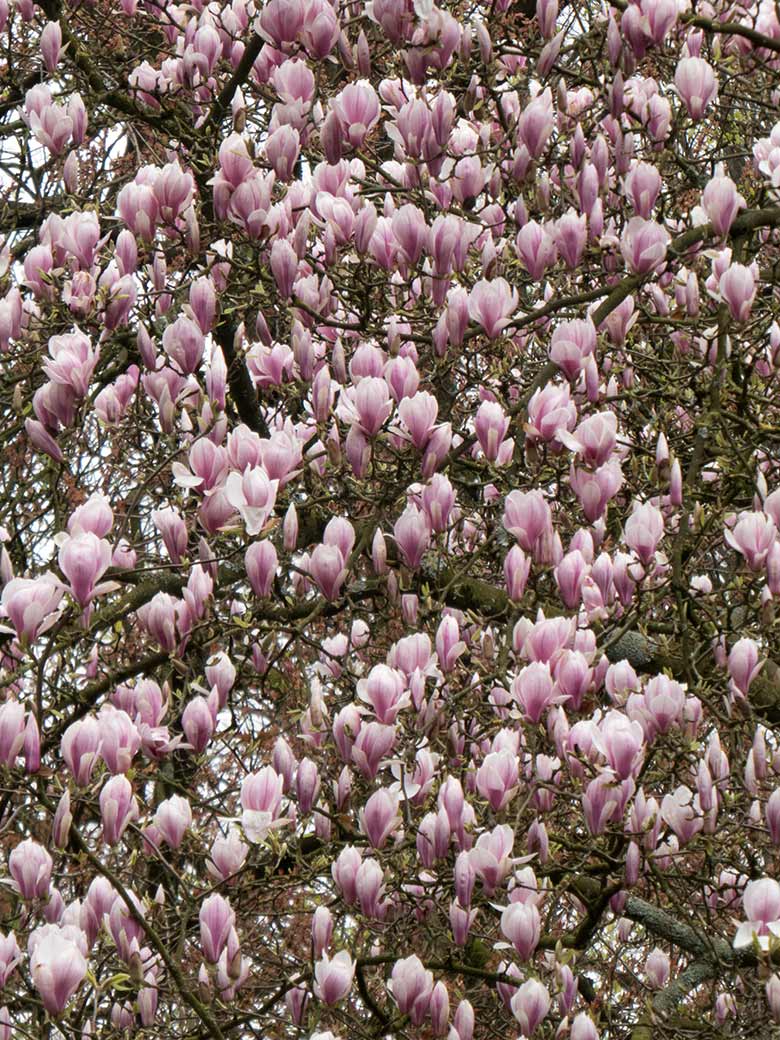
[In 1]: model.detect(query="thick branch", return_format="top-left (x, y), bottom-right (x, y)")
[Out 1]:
top-left (214, 321), bottom-right (269, 436)
top-left (204, 33), bottom-right (264, 132)
top-left (624, 896), bottom-right (735, 964)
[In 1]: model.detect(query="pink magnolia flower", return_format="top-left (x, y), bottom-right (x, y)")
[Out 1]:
top-left (162, 315), bottom-right (205, 374)
top-left (661, 785), bottom-right (703, 845)
top-left (555, 208), bottom-right (587, 269)
top-left (9, 838), bottom-right (52, 900)
top-left (0, 931), bottom-right (20, 987)
top-left (549, 318), bottom-right (596, 379)
top-left (137, 592), bottom-right (181, 652)
top-left (500, 901), bottom-right (541, 960)
top-left (28, 102), bottom-right (73, 155)
top-left (725, 511), bottom-right (776, 570)
top-left (625, 162), bottom-right (661, 219)
top-left (558, 411), bottom-right (617, 468)
top-left (224, 467), bottom-right (279, 536)
top-left (624, 502), bottom-right (665, 564)
top-left (61, 716), bottom-right (102, 786)
top-left (468, 278), bottom-right (519, 339)
top-left (526, 382), bottom-right (577, 442)
top-left (309, 544), bottom-right (347, 601)
top-left (734, 878), bottom-right (780, 949)
top-left (702, 174), bottom-right (745, 237)
top-left (517, 88), bottom-right (553, 158)
top-left (719, 263), bottom-right (756, 322)
top-left (554, 550), bottom-right (589, 609)
top-left (399, 392), bottom-right (439, 450)
top-left (571, 1013), bottom-right (600, 1040)
top-left (503, 490), bottom-right (551, 551)
top-left (200, 894), bottom-right (235, 963)
top-left (353, 376), bottom-right (393, 436)
top-left (390, 955), bottom-right (434, 1023)
top-left (570, 460), bottom-right (624, 523)
top-left (98, 706), bottom-right (140, 774)
top-left (582, 772), bottom-right (621, 835)
top-left (154, 794), bottom-right (192, 848)
top-left (207, 831), bottom-right (249, 884)
top-left (593, 710), bottom-right (645, 780)
top-left (43, 331), bottom-right (99, 397)
top-left (476, 749), bottom-right (519, 811)
top-left (241, 766), bottom-right (286, 843)
top-left (728, 638), bottom-right (763, 696)
top-left (620, 217), bottom-right (670, 274)
top-left (1, 573), bottom-right (63, 643)
top-left (512, 662), bottom-right (558, 724)
top-left (30, 927), bottom-right (88, 1014)
top-left (314, 950), bottom-right (355, 1004)
top-left (516, 220), bottom-right (557, 280)
top-left (351, 721), bottom-right (395, 780)
top-left (245, 540), bottom-right (278, 599)
top-left (675, 57), bottom-right (718, 119)
top-left (68, 493), bottom-right (113, 537)
top-left (511, 978), bottom-right (550, 1036)
top-left (182, 696), bottom-right (215, 754)
top-left (393, 505), bottom-right (431, 569)
top-left (100, 774), bottom-right (139, 845)
top-left (58, 531), bottom-right (113, 606)
top-left (641, 675), bottom-right (686, 735)
top-left (421, 474), bottom-right (456, 533)
top-left (40, 20), bottom-right (62, 72)
top-left (151, 507), bottom-right (188, 564)
top-left (645, 947), bottom-right (670, 989)
top-left (360, 789), bottom-right (401, 848)
top-left (357, 665), bottom-right (410, 725)
top-left (474, 400), bottom-right (510, 462)
top-left (331, 81), bottom-right (380, 149)
top-left (505, 545), bottom-right (531, 602)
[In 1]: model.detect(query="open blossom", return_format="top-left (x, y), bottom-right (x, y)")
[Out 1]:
top-left (549, 318), bottom-right (596, 379)
top-left (592, 710), bottom-right (645, 780)
top-left (725, 511), bottom-right (776, 570)
top-left (30, 927), bottom-right (88, 1014)
top-left (500, 901), bottom-right (541, 960)
top-left (390, 955), bottom-right (434, 1022)
top-left (503, 490), bottom-right (551, 550)
top-left (558, 411), bottom-right (618, 468)
top-left (224, 467), bottom-right (279, 536)
top-left (734, 878), bottom-right (780, 949)
top-left (241, 766), bottom-right (286, 843)
top-left (511, 978), bottom-right (550, 1036)
top-left (476, 749), bottom-right (519, 811)
top-left (314, 950), bottom-right (355, 1004)
top-left (468, 278), bottom-right (518, 338)
top-left (58, 531), bottom-right (113, 606)
top-left (661, 785), bottom-right (703, 845)
top-left (620, 217), bottom-right (670, 274)
top-left (43, 331), bottom-right (99, 397)
top-left (1, 573), bottom-right (63, 643)
top-left (331, 81), bottom-right (380, 149)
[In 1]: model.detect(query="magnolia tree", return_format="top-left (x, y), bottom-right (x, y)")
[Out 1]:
top-left (5, 0), bottom-right (780, 1036)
